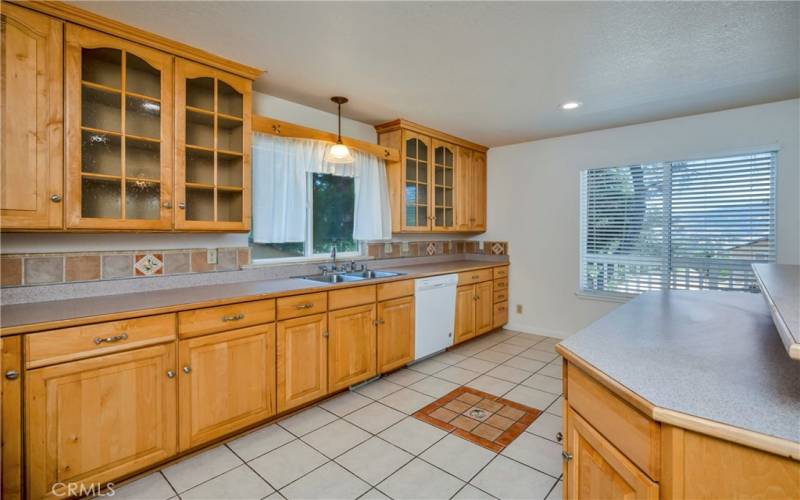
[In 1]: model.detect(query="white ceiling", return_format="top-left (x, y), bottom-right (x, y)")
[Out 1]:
top-left (69, 1), bottom-right (800, 147)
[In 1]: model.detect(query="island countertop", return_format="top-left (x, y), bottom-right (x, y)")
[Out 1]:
top-left (557, 290), bottom-right (800, 458)
top-left (0, 259), bottom-right (506, 335)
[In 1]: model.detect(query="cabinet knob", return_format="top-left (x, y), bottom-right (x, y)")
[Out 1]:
top-left (178, 202), bottom-right (186, 209)
top-left (5, 370), bottom-right (19, 380)
top-left (163, 201), bottom-right (173, 209)
top-left (322, 331), bottom-right (329, 338)
top-left (166, 370), bottom-right (176, 379)
top-left (50, 194), bottom-right (62, 203)
top-left (562, 450), bottom-right (573, 461)
top-left (183, 365), bottom-right (192, 374)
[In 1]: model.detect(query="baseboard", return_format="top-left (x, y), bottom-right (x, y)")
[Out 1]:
top-left (504, 321), bottom-right (572, 339)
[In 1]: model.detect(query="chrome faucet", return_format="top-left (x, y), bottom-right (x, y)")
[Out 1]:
top-left (330, 245), bottom-right (337, 269)
top-left (319, 244), bottom-right (339, 275)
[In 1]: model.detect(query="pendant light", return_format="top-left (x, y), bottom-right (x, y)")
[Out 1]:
top-left (324, 96), bottom-right (355, 164)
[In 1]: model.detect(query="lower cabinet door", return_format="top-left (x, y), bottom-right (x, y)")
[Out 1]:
top-left (328, 304), bottom-right (377, 392)
top-left (475, 281), bottom-right (494, 335)
top-left (178, 324), bottom-right (276, 450)
top-left (26, 344), bottom-right (177, 500)
top-left (277, 313), bottom-right (328, 412)
top-left (377, 296), bottom-right (415, 373)
top-left (566, 407), bottom-right (658, 500)
top-left (2, 336), bottom-right (23, 500)
top-left (454, 285), bottom-right (476, 344)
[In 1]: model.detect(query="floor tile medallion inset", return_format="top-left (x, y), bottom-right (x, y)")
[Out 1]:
top-left (414, 386), bottom-right (541, 453)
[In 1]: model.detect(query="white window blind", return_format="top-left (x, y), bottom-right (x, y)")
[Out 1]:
top-left (580, 151), bottom-right (776, 295)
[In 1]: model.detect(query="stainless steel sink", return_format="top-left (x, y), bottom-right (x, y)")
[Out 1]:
top-left (344, 270), bottom-right (405, 279)
top-left (298, 274), bottom-right (366, 283)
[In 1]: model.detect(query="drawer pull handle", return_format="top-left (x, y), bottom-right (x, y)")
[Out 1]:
top-left (472, 275), bottom-right (479, 279)
top-left (5, 370), bottom-right (19, 380)
top-left (222, 313), bottom-right (245, 322)
top-left (373, 319), bottom-right (385, 326)
top-left (166, 370), bottom-right (176, 379)
top-left (562, 451), bottom-right (573, 461)
top-left (556, 432), bottom-right (563, 442)
top-left (94, 333), bottom-right (128, 345)
top-left (296, 303), bottom-right (314, 309)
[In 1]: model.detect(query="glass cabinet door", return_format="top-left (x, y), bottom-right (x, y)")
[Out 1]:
top-left (432, 140), bottom-right (456, 230)
top-left (66, 25), bottom-right (173, 229)
top-left (175, 59), bottom-right (251, 231)
top-left (402, 131), bottom-right (431, 230)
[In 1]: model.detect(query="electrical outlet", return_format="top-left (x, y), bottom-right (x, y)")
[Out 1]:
top-left (516, 304), bottom-right (523, 314)
top-left (207, 249), bottom-right (218, 265)
top-left (384, 243), bottom-right (393, 254)
top-left (478, 241), bottom-right (484, 250)
top-left (401, 242), bottom-right (410, 252)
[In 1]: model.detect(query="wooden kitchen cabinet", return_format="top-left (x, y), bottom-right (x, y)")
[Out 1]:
top-left (2, 336), bottom-right (23, 500)
top-left (475, 280), bottom-right (493, 335)
top-left (178, 324), bottom-right (276, 450)
top-left (454, 285), bottom-right (477, 344)
top-left (565, 407), bottom-right (659, 500)
top-left (376, 119), bottom-right (488, 234)
top-left (1, 4), bottom-right (64, 230)
top-left (26, 343), bottom-right (177, 500)
top-left (377, 296), bottom-right (415, 373)
top-left (277, 313), bottom-right (328, 412)
top-left (328, 304), bottom-right (377, 392)
top-left (65, 24), bottom-right (175, 230)
top-left (175, 58), bottom-right (252, 231)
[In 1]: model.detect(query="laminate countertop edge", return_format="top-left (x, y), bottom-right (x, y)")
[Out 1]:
top-left (0, 260), bottom-right (507, 336)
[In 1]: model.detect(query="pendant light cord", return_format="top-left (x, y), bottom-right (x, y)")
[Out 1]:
top-left (337, 102), bottom-right (342, 143)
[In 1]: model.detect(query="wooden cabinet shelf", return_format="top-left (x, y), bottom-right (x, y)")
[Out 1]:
top-left (376, 119), bottom-right (488, 234)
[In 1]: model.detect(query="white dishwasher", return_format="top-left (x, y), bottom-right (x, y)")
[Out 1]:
top-left (414, 274), bottom-right (458, 360)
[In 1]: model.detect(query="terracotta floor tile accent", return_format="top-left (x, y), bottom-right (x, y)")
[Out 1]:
top-left (414, 386), bottom-right (542, 453)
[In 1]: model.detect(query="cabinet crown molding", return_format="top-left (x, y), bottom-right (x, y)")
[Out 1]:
top-left (374, 119), bottom-right (488, 153)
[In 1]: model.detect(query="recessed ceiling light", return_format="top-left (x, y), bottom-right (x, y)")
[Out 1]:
top-left (560, 101), bottom-right (583, 110)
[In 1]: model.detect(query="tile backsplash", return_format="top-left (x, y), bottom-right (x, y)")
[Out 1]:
top-left (0, 240), bottom-right (507, 288)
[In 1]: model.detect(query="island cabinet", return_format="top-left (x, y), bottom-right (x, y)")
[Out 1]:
top-left (0, 4), bottom-right (64, 230)
top-left (376, 119), bottom-right (488, 234)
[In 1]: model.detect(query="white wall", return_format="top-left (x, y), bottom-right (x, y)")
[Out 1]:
top-left (0, 93), bottom-right (378, 254)
top-left (483, 99), bottom-right (800, 339)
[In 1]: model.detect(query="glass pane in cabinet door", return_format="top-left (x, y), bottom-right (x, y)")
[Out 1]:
top-left (445, 148), bottom-right (454, 167)
top-left (125, 180), bottom-right (160, 219)
top-left (125, 54), bottom-right (160, 99)
top-left (126, 96), bottom-right (160, 139)
top-left (82, 48), bottom-right (122, 88)
top-left (217, 81), bottom-right (243, 117)
top-left (417, 184), bottom-right (427, 205)
top-left (218, 152), bottom-right (243, 187)
top-left (435, 167), bottom-right (444, 185)
top-left (406, 205), bottom-right (416, 226)
top-left (81, 177), bottom-right (121, 218)
top-left (126, 138), bottom-right (160, 180)
top-left (406, 139), bottom-right (417, 160)
top-left (185, 149), bottom-right (214, 185)
top-left (435, 187), bottom-right (443, 206)
top-left (81, 130), bottom-right (121, 176)
top-left (217, 190), bottom-right (243, 222)
top-left (445, 188), bottom-right (453, 206)
top-left (417, 206), bottom-right (428, 226)
top-left (405, 159), bottom-right (416, 181)
top-left (185, 111), bottom-right (214, 149)
top-left (82, 86), bottom-right (120, 132)
top-left (186, 77), bottom-right (214, 111)
top-left (418, 141), bottom-right (428, 161)
top-left (418, 162), bottom-right (428, 185)
top-left (186, 187), bottom-right (214, 221)
top-left (445, 209), bottom-right (453, 227)
top-left (218, 116), bottom-right (243, 153)
top-left (435, 208), bottom-right (444, 226)
top-left (445, 168), bottom-right (453, 187)
top-left (435, 147), bottom-right (443, 165)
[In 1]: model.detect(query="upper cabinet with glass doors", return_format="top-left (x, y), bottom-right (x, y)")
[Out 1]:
top-left (175, 59), bottom-right (252, 231)
top-left (65, 25), bottom-right (174, 230)
top-left (376, 119), bottom-right (487, 234)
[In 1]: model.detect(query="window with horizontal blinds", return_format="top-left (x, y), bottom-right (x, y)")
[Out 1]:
top-left (580, 151), bottom-right (776, 295)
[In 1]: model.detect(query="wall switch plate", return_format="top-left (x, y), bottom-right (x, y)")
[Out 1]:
top-left (478, 241), bottom-right (484, 250)
top-left (384, 243), bottom-right (393, 254)
top-left (516, 304), bottom-right (523, 314)
top-left (207, 249), bottom-right (218, 265)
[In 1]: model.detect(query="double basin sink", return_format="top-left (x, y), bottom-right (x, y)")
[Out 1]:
top-left (298, 270), bottom-right (405, 283)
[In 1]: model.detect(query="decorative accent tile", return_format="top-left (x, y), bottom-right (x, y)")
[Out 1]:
top-left (24, 256), bottom-right (64, 285)
top-left (1, 257), bottom-right (22, 286)
top-left (492, 242), bottom-right (506, 255)
top-left (425, 242), bottom-right (437, 256)
top-left (102, 254), bottom-right (133, 280)
top-left (65, 255), bottom-right (101, 282)
top-left (134, 254), bottom-right (164, 276)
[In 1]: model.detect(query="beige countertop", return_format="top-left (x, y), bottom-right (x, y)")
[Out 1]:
top-left (0, 260), bottom-right (506, 335)
top-left (557, 290), bottom-right (800, 459)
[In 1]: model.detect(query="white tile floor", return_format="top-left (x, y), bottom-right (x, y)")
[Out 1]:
top-left (109, 330), bottom-right (564, 500)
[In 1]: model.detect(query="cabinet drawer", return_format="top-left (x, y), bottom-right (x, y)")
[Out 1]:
top-left (25, 314), bottom-right (176, 369)
top-left (493, 266), bottom-right (509, 279)
top-left (458, 268), bottom-right (493, 285)
top-left (178, 299), bottom-right (275, 338)
top-left (277, 292), bottom-right (328, 320)
top-left (329, 285), bottom-right (376, 310)
top-left (377, 279), bottom-right (414, 301)
top-left (493, 289), bottom-right (508, 303)
top-left (567, 363), bottom-right (660, 480)
top-left (494, 278), bottom-right (508, 291)
top-left (493, 301), bottom-right (509, 328)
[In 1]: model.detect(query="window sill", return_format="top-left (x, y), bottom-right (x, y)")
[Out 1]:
top-left (574, 290), bottom-right (636, 304)
top-left (244, 254), bottom-right (371, 269)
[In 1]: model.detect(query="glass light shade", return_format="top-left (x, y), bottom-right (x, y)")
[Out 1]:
top-left (325, 142), bottom-right (354, 164)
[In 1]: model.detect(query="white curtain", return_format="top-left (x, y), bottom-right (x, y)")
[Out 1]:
top-left (251, 133), bottom-right (392, 243)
